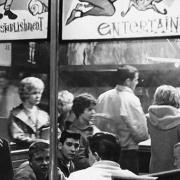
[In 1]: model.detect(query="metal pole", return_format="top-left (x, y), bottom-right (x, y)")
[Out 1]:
top-left (49, 0), bottom-right (59, 179)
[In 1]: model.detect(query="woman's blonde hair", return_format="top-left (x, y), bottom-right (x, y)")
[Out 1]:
top-left (19, 77), bottom-right (44, 101)
top-left (153, 85), bottom-right (180, 108)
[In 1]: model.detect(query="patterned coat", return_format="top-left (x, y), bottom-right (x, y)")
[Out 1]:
top-left (9, 104), bottom-right (50, 147)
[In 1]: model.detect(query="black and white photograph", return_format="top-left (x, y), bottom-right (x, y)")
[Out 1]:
top-left (0, 0), bottom-right (180, 179)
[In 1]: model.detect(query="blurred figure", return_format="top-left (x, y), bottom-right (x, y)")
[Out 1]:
top-left (68, 132), bottom-right (142, 180)
top-left (147, 85), bottom-right (180, 173)
top-left (0, 71), bottom-right (20, 118)
top-left (57, 90), bottom-right (74, 131)
top-left (14, 140), bottom-right (66, 180)
top-left (96, 65), bottom-right (148, 174)
top-left (174, 142), bottom-right (180, 169)
top-left (0, 137), bottom-right (14, 180)
top-left (57, 130), bottom-right (80, 177)
top-left (68, 93), bottom-right (100, 170)
top-left (8, 77), bottom-right (50, 148)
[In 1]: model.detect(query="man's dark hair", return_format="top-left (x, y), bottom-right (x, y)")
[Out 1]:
top-left (72, 93), bottom-right (96, 118)
top-left (88, 132), bottom-right (121, 163)
top-left (59, 130), bottom-right (81, 144)
top-left (115, 65), bottom-right (138, 85)
top-left (29, 141), bottom-right (49, 161)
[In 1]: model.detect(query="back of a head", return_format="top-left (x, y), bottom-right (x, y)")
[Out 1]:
top-left (88, 132), bottom-right (121, 162)
top-left (58, 90), bottom-right (74, 104)
top-left (58, 90), bottom-right (74, 113)
top-left (115, 65), bottom-right (138, 85)
top-left (72, 93), bottom-right (96, 118)
top-left (153, 85), bottom-right (180, 108)
top-left (59, 130), bottom-right (81, 144)
top-left (29, 140), bottom-right (49, 161)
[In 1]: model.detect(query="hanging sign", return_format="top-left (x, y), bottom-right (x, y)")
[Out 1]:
top-left (62, 0), bottom-right (180, 40)
top-left (0, 0), bottom-right (48, 40)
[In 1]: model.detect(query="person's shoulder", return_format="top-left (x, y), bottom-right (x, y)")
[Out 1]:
top-left (68, 168), bottom-right (89, 179)
top-left (38, 108), bottom-right (49, 116)
top-left (15, 161), bottom-right (36, 179)
top-left (37, 108), bottom-right (50, 123)
top-left (112, 169), bottom-right (139, 179)
top-left (10, 104), bottom-right (23, 115)
top-left (67, 124), bottom-right (80, 134)
top-left (98, 88), bottom-right (116, 99)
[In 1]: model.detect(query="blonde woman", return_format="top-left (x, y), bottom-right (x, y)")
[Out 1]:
top-left (147, 85), bottom-right (180, 173)
top-left (8, 77), bottom-right (50, 148)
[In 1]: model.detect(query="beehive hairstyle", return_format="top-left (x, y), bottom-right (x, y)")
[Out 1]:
top-left (18, 77), bottom-right (44, 101)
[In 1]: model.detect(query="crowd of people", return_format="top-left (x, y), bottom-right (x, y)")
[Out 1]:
top-left (1, 64), bottom-right (180, 179)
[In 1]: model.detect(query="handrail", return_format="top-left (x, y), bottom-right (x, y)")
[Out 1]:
top-left (148, 169), bottom-right (180, 180)
top-left (11, 149), bottom-right (28, 154)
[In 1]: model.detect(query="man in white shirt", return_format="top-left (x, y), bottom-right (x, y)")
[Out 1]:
top-left (95, 65), bottom-right (149, 174)
top-left (68, 132), bottom-right (153, 180)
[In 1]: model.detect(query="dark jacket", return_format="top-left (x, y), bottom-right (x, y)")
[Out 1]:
top-left (68, 120), bottom-right (100, 170)
top-left (57, 151), bottom-right (75, 177)
top-left (0, 138), bottom-right (14, 180)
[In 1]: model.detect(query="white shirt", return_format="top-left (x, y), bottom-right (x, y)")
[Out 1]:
top-left (68, 160), bottom-right (138, 180)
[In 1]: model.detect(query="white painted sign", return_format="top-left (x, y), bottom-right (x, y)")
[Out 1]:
top-left (62, 0), bottom-right (180, 40)
top-left (0, 0), bottom-right (48, 40)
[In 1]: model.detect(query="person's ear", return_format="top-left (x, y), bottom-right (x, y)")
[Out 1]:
top-left (29, 159), bottom-right (32, 167)
top-left (124, 78), bottom-right (130, 87)
top-left (58, 142), bottom-right (63, 150)
top-left (93, 152), bottom-right (101, 161)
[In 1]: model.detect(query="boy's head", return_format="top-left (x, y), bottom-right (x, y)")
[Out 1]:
top-left (29, 141), bottom-right (49, 178)
top-left (115, 65), bottom-right (139, 91)
top-left (19, 77), bottom-right (44, 102)
top-left (72, 93), bottom-right (96, 119)
top-left (174, 143), bottom-right (180, 168)
top-left (58, 130), bottom-right (80, 161)
top-left (88, 132), bottom-right (121, 164)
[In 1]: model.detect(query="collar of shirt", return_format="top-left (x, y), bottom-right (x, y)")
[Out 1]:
top-left (115, 85), bottom-right (134, 94)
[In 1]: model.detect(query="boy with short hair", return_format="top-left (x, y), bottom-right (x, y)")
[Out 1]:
top-left (57, 130), bottom-right (80, 177)
top-left (14, 140), bottom-right (66, 180)
top-left (14, 141), bottom-right (50, 180)
top-left (68, 132), bottom-right (154, 180)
